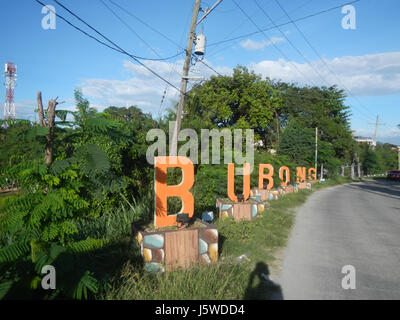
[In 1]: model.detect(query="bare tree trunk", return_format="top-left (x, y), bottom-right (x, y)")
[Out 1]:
top-left (37, 91), bottom-right (63, 167)
top-left (37, 92), bottom-right (45, 127)
top-left (45, 99), bottom-right (57, 166)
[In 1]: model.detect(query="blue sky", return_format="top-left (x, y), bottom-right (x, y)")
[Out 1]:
top-left (1, 0), bottom-right (399, 144)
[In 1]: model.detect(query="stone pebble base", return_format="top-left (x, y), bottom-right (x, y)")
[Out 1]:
top-left (217, 181), bottom-right (313, 221)
top-left (132, 181), bottom-right (313, 273)
top-left (132, 219), bottom-right (218, 273)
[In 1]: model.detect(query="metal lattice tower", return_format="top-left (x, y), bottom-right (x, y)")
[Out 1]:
top-left (3, 62), bottom-right (17, 120)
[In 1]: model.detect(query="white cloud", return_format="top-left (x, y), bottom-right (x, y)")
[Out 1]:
top-left (72, 51), bottom-right (400, 122)
top-left (15, 100), bottom-right (37, 122)
top-left (79, 59), bottom-right (231, 116)
top-left (9, 52), bottom-right (400, 144)
top-left (353, 127), bottom-right (400, 145)
top-left (240, 37), bottom-right (285, 51)
top-left (249, 52), bottom-right (400, 96)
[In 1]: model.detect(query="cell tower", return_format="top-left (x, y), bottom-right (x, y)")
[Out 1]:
top-left (3, 62), bottom-right (17, 120)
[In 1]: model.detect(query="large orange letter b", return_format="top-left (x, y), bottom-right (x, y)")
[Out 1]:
top-left (154, 156), bottom-right (194, 228)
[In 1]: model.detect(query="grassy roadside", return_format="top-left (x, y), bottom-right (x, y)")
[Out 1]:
top-left (99, 176), bottom-right (353, 300)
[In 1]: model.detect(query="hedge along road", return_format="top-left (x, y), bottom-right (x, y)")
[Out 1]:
top-left (278, 179), bottom-right (400, 299)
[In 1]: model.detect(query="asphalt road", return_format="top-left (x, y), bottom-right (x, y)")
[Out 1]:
top-left (278, 179), bottom-right (400, 300)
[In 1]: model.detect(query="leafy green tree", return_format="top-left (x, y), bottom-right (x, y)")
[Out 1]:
top-left (278, 118), bottom-right (314, 166)
top-left (182, 66), bottom-right (281, 145)
top-left (0, 91), bottom-right (130, 299)
top-left (103, 105), bottom-right (157, 198)
top-left (0, 120), bottom-right (44, 169)
top-left (272, 82), bottom-right (354, 163)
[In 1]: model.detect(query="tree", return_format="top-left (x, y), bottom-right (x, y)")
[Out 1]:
top-left (278, 118), bottom-right (315, 166)
top-left (0, 91), bottom-right (132, 299)
top-left (37, 92), bottom-right (65, 166)
top-left (272, 82), bottom-right (354, 163)
top-left (182, 66), bottom-right (281, 145)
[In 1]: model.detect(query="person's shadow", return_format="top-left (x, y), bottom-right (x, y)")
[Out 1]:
top-left (243, 262), bottom-right (283, 300)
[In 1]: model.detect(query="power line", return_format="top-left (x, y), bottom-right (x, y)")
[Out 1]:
top-left (206, 0), bottom-right (314, 58)
top-left (105, 0), bottom-right (223, 110)
top-left (52, 0), bottom-right (180, 61)
top-left (101, 0), bottom-right (164, 60)
top-left (33, 0), bottom-right (184, 94)
top-left (207, 0), bottom-right (361, 48)
top-left (99, 0), bottom-right (184, 68)
top-left (253, 0), bottom-right (331, 88)
top-left (108, 0), bottom-right (183, 49)
top-left (158, 1), bottom-right (194, 117)
top-left (106, 0), bottom-right (223, 78)
top-left (232, 0), bottom-right (318, 87)
top-left (98, 0), bottom-right (187, 117)
top-left (100, 0), bottom-right (185, 62)
top-left (274, 0), bottom-right (375, 122)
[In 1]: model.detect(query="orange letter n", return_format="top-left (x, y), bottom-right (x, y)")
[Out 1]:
top-left (154, 156), bottom-right (194, 228)
top-left (296, 167), bottom-right (306, 183)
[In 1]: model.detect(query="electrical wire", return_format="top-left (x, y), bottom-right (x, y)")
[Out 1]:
top-left (107, 0), bottom-right (223, 78)
top-left (158, 2), bottom-right (194, 117)
top-left (253, 0), bottom-right (331, 88)
top-left (103, 0), bottom-right (223, 112)
top-left (232, 0), bottom-right (318, 87)
top-left (274, 0), bottom-right (375, 122)
top-left (207, 0), bottom-right (361, 48)
top-left (108, 0), bottom-right (183, 49)
top-left (100, 0), bottom-right (172, 61)
top-left (33, 0), bottom-right (184, 94)
top-left (206, 0), bottom-right (314, 58)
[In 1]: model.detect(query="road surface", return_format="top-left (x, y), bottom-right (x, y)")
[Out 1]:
top-left (278, 179), bottom-right (400, 299)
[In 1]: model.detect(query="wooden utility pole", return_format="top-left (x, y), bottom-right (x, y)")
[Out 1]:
top-left (275, 110), bottom-right (280, 143)
top-left (368, 115), bottom-right (386, 149)
top-left (315, 127), bottom-right (318, 177)
top-left (170, 0), bottom-right (201, 157)
top-left (398, 146), bottom-right (400, 170)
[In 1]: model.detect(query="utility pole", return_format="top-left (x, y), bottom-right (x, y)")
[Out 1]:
top-left (275, 110), bottom-right (280, 143)
top-left (351, 163), bottom-right (355, 179)
top-left (368, 115), bottom-right (386, 149)
top-left (398, 146), bottom-right (400, 170)
top-left (315, 127), bottom-right (318, 177)
top-left (320, 163), bottom-right (324, 180)
top-left (170, 0), bottom-right (202, 157)
top-left (170, 0), bottom-right (222, 157)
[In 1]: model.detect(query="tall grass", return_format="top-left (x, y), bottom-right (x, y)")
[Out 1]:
top-left (75, 191), bottom-right (153, 240)
top-left (94, 177), bottom-right (352, 300)
top-left (102, 261), bottom-right (250, 300)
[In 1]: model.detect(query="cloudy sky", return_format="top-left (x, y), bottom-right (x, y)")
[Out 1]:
top-left (1, 0), bottom-right (399, 144)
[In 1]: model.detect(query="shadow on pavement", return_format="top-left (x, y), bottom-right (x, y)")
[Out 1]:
top-left (344, 180), bottom-right (400, 201)
top-left (243, 262), bottom-right (283, 300)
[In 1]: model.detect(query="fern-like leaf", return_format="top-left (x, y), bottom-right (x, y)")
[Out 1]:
top-left (0, 281), bottom-right (13, 299)
top-left (67, 238), bottom-right (109, 254)
top-left (0, 243), bottom-right (29, 263)
top-left (72, 270), bottom-right (98, 300)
